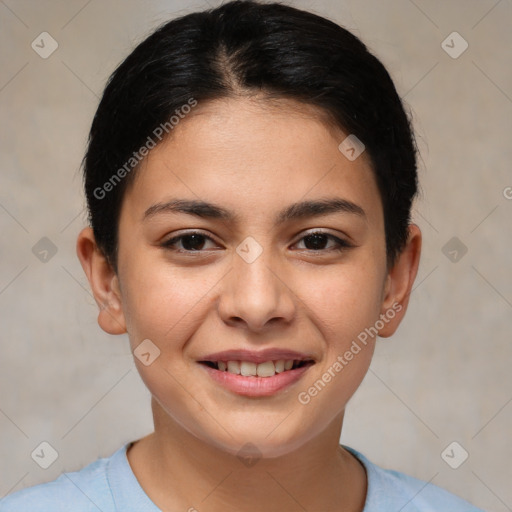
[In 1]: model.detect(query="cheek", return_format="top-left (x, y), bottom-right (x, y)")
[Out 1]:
top-left (297, 269), bottom-right (380, 423)
top-left (302, 262), bottom-right (384, 343)
top-left (294, 263), bottom-right (382, 407)
top-left (119, 257), bottom-right (205, 348)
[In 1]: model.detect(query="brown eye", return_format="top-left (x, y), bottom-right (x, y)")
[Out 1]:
top-left (161, 232), bottom-right (217, 252)
top-left (295, 231), bottom-right (352, 252)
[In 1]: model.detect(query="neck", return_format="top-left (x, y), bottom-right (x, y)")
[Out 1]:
top-left (127, 398), bottom-right (367, 512)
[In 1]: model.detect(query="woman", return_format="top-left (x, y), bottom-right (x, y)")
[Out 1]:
top-left (0, 1), bottom-right (483, 510)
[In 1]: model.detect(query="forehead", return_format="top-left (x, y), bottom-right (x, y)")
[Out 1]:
top-left (121, 96), bottom-right (383, 229)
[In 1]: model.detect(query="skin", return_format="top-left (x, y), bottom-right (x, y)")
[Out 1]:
top-left (77, 96), bottom-right (421, 512)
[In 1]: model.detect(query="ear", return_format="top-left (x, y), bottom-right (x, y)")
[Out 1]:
top-left (76, 227), bottom-right (127, 335)
top-left (377, 223), bottom-right (422, 338)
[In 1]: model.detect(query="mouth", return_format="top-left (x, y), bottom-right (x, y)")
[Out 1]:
top-left (197, 351), bottom-right (316, 397)
top-left (198, 358), bottom-right (315, 378)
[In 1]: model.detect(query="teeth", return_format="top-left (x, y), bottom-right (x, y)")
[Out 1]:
top-left (227, 361), bottom-right (241, 374)
top-left (274, 360), bottom-right (285, 373)
top-left (214, 359), bottom-right (305, 377)
top-left (257, 361), bottom-right (275, 377)
top-left (240, 361), bottom-right (257, 376)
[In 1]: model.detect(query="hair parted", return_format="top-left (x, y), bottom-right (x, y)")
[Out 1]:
top-left (83, 0), bottom-right (419, 272)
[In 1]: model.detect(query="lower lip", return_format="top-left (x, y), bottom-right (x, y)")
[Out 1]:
top-left (198, 363), bottom-right (314, 397)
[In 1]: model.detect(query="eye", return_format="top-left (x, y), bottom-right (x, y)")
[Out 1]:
top-left (293, 231), bottom-right (353, 253)
top-left (160, 230), bottom-right (353, 254)
top-left (160, 231), bottom-right (218, 253)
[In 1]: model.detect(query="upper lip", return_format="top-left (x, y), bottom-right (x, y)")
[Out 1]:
top-left (199, 349), bottom-right (315, 364)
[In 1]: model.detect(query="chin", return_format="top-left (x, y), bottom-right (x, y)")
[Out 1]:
top-left (202, 423), bottom-right (315, 460)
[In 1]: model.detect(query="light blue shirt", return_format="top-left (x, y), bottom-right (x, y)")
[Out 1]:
top-left (0, 442), bottom-right (484, 511)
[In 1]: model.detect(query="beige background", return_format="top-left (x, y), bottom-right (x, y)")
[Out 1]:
top-left (1, 1), bottom-right (511, 510)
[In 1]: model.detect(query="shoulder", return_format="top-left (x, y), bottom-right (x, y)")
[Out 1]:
top-left (0, 445), bottom-right (125, 512)
top-left (343, 445), bottom-right (485, 512)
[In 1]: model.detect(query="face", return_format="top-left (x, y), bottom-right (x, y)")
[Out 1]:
top-left (79, 96), bottom-right (420, 458)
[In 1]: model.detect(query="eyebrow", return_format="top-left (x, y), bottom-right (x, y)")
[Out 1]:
top-left (143, 197), bottom-right (367, 225)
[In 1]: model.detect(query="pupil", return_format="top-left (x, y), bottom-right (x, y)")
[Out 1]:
top-left (183, 234), bottom-right (205, 251)
top-left (305, 234), bottom-right (327, 250)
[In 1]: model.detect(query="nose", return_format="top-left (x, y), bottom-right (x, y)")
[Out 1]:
top-left (217, 247), bottom-right (296, 333)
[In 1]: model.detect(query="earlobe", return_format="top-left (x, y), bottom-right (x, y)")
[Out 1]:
top-left (76, 227), bottom-right (127, 335)
top-left (377, 223), bottom-right (422, 338)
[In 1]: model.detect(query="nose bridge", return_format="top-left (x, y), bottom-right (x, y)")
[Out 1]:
top-left (219, 237), bottom-right (295, 331)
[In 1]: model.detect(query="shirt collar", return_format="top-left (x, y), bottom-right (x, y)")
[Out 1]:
top-left (106, 442), bottom-right (161, 511)
top-left (107, 441), bottom-right (376, 512)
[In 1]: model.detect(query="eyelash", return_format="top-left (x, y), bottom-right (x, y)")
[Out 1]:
top-left (160, 230), bottom-right (353, 255)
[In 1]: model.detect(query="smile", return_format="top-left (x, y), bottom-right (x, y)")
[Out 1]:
top-left (200, 359), bottom-right (314, 377)
top-left (198, 359), bottom-right (315, 397)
